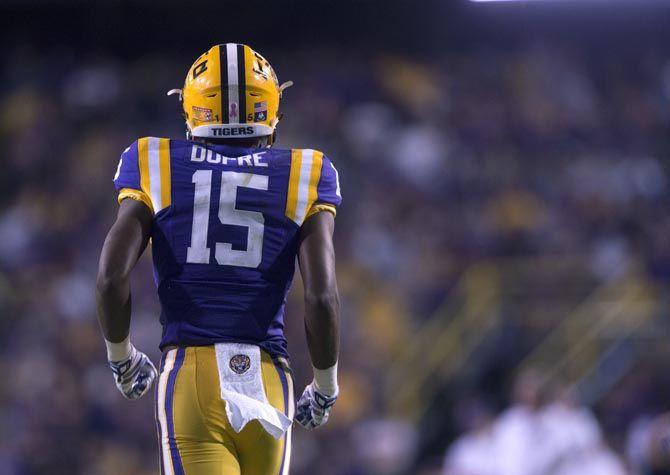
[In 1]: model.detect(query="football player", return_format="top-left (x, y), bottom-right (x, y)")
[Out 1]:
top-left (96, 43), bottom-right (341, 475)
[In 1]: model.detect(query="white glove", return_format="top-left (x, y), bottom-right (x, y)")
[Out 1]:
top-left (295, 382), bottom-right (338, 430)
top-left (108, 345), bottom-right (157, 400)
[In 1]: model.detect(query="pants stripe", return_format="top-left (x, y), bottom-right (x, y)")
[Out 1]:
top-left (156, 353), bottom-right (167, 474)
top-left (283, 373), bottom-right (294, 475)
top-left (284, 373), bottom-right (294, 475)
top-left (166, 348), bottom-right (186, 475)
top-left (157, 349), bottom-right (185, 475)
top-left (274, 360), bottom-right (291, 475)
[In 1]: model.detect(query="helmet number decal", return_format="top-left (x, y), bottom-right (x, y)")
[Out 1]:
top-left (192, 60), bottom-right (208, 79)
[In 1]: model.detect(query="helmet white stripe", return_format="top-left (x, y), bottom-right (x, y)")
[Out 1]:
top-left (226, 43), bottom-right (240, 124)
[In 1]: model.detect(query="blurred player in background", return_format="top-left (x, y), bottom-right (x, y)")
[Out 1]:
top-left (95, 43), bottom-right (342, 475)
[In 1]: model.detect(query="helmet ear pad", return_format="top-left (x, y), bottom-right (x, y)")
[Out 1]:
top-left (182, 106), bottom-right (190, 139)
top-left (267, 112), bottom-right (283, 147)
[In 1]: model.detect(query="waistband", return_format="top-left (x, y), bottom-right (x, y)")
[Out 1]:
top-left (162, 343), bottom-right (291, 374)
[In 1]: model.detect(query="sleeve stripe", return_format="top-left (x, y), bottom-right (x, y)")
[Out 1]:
top-left (159, 138), bottom-right (172, 209)
top-left (138, 137), bottom-right (171, 214)
top-left (285, 149), bottom-right (302, 222)
top-left (148, 137), bottom-right (163, 211)
top-left (138, 138), bottom-right (153, 213)
top-left (285, 149), bottom-right (324, 225)
top-left (296, 150), bottom-right (321, 224)
top-left (294, 149), bottom-right (314, 223)
top-left (307, 151), bottom-right (323, 207)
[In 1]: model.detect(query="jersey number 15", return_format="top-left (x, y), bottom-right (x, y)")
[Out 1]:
top-left (186, 170), bottom-right (267, 268)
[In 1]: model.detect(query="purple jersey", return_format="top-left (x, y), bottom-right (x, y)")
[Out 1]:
top-left (113, 137), bottom-right (341, 358)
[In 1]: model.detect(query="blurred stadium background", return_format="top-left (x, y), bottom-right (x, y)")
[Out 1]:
top-left (3, 1), bottom-right (670, 474)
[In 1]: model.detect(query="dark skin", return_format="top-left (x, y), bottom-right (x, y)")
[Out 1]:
top-left (96, 199), bottom-right (152, 343)
top-left (96, 194), bottom-right (340, 369)
top-left (298, 211), bottom-right (340, 369)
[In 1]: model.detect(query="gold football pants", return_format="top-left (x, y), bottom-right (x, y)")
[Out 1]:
top-left (155, 346), bottom-right (294, 475)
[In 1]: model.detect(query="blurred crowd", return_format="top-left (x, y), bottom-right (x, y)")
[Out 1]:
top-left (2, 39), bottom-right (670, 475)
top-left (443, 369), bottom-right (670, 475)
top-left (444, 370), bottom-right (625, 475)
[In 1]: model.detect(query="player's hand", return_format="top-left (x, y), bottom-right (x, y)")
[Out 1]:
top-left (108, 346), bottom-right (157, 400)
top-left (295, 382), bottom-right (338, 430)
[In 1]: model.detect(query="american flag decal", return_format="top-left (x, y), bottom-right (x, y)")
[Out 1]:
top-left (253, 101), bottom-right (268, 122)
top-left (192, 106), bottom-right (212, 122)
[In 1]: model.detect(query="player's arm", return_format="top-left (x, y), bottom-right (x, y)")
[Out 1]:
top-left (299, 211), bottom-right (340, 369)
top-left (96, 198), bottom-right (157, 400)
top-left (97, 199), bottom-right (151, 341)
top-left (295, 210), bottom-right (341, 429)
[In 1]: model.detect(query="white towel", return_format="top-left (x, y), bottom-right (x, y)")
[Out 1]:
top-left (214, 343), bottom-right (292, 440)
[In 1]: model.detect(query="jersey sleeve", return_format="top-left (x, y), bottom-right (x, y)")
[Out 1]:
top-left (308, 154), bottom-right (341, 218)
top-left (285, 149), bottom-right (342, 225)
top-left (113, 137), bottom-right (173, 214)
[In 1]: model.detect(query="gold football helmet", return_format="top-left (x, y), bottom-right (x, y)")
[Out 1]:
top-left (168, 44), bottom-right (292, 144)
